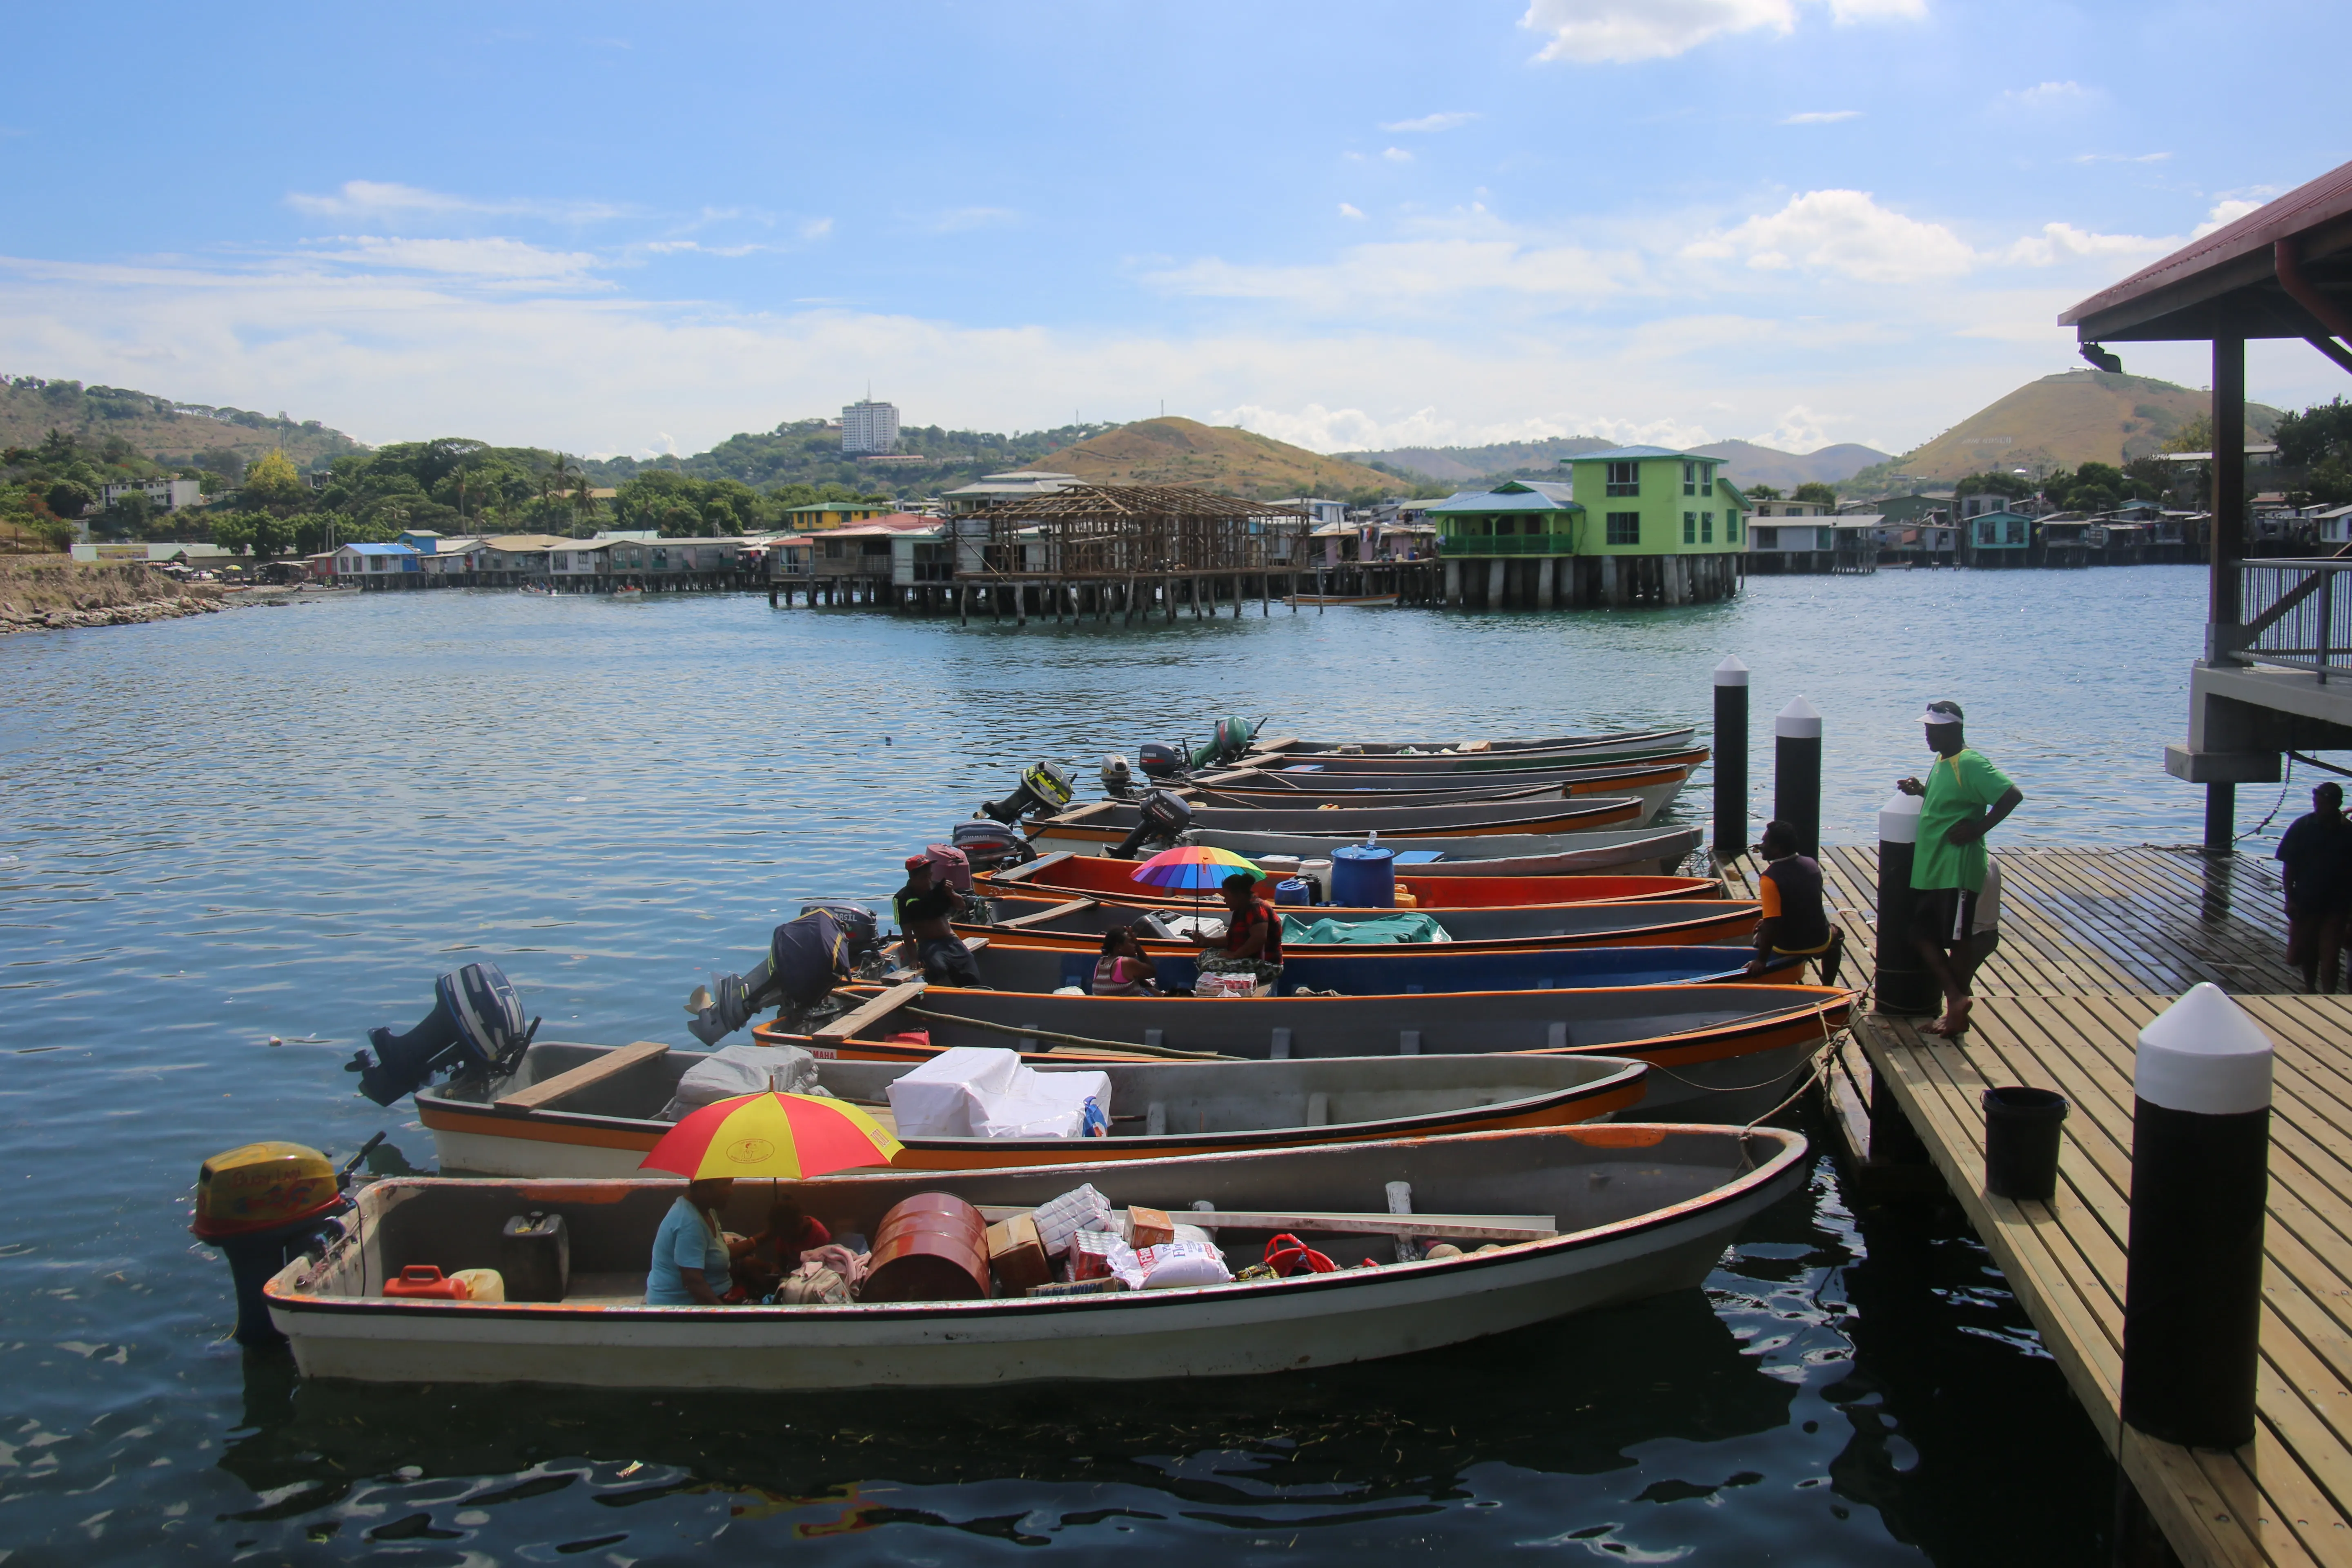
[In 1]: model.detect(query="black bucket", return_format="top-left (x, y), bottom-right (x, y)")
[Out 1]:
top-left (1982, 1086), bottom-right (2069, 1202)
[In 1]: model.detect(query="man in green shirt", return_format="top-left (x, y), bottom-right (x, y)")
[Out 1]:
top-left (1896, 700), bottom-right (2022, 1037)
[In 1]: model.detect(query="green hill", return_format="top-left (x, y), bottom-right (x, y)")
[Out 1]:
top-left (0, 377), bottom-right (366, 470)
top-left (1040, 418), bottom-right (1402, 499)
top-left (1844, 370), bottom-right (2283, 492)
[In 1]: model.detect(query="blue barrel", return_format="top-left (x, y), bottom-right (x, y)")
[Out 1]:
top-left (1328, 844), bottom-right (1396, 908)
top-left (1275, 877), bottom-right (1312, 906)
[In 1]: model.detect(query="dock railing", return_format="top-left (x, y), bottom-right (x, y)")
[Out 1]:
top-left (2236, 556), bottom-right (2352, 680)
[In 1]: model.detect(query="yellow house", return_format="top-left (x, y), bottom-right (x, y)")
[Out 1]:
top-left (781, 501), bottom-right (890, 532)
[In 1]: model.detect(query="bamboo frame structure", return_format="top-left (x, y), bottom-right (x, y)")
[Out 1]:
top-left (962, 485), bottom-right (1311, 582)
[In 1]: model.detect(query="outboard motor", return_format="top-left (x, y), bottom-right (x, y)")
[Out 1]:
top-left (1189, 715), bottom-right (1264, 770)
top-left (347, 962), bottom-right (537, 1107)
top-left (978, 761), bottom-right (1077, 824)
top-left (1138, 742), bottom-right (1187, 783)
top-left (685, 909), bottom-right (856, 1045)
top-left (1111, 787), bottom-right (1194, 859)
top-left (951, 819), bottom-right (1034, 870)
top-left (800, 903), bottom-right (881, 966)
top-left (1100, 754), bottom-right (1135, 798)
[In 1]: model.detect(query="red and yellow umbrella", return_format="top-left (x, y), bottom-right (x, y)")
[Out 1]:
top-left (640, 1092), bottom-right (903, 1180)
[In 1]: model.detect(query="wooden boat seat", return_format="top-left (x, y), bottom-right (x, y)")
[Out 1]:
top-left (496, 1041), bottom-right (667, 1111)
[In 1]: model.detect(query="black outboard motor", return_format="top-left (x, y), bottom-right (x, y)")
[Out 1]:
top-left (348, 962), bottom-right (538, 1107)
top-left (1138, 742), bottom-right (1187, 783)
top-left (978, 761), bottom-right (1077, 824)
top-left (686, 909), bottom-right (855, 1045)
top-left (800, 902), bottom-right (881, 967)
top-left (952, 819), bottom-right (1034, 870)
top-left (1111, 788), bottom-right (1194, 859)
top-left (1100, 754), bottom-right (1136, 799)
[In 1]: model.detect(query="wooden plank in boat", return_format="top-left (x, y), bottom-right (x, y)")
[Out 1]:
top-left (976, 1205), bottom-right (1557, 1243)
top-left (997, 898), bottom-right (1101, 930)
top-left (987, 851), bottom-right (1070, 885)
top-left (496, 1041), bottom-right (668, 1111)
top-left (815, 982), bottom-right (928, 1042)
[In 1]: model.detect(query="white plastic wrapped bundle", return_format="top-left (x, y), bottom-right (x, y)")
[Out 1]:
top-left (657, 1045), bottom-right (826, 1121)
top-left (1137, 1239), bottom-right (1232, 1289)
top-left (1032, 1183), bottom-right (1116, 1257)
top-left (885, 1046), bottom-right (1111, 1140)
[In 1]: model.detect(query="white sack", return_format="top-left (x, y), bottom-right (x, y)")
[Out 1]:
top-left (657, 1044), bottom-right (824, 1122)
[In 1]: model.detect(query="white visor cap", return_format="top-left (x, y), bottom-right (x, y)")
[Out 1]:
top-left (1918, 706), bottom-right (1964, 726)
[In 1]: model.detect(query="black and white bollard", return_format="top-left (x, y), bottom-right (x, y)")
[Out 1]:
top-left (1874, 790), bottom-right (1938, 1014)
top-left (2119, 983), bottom-right (2273, 1450)
top-left (1774, 695), bottom-right (1822, 858)
top-left (1713, 657), bottom-right (1748, 859)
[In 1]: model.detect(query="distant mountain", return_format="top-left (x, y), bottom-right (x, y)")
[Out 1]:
top-left (1844, 369), bottom-right (2283, 491)
top-left (0, 376), bottom-right (367, 469)
top-left (1687, 439), bottom-right (1891, 490)
top-left (1042, 417), bottom-right (1400, 499)
top-left (1344, 434), bottom-right (1887, 490)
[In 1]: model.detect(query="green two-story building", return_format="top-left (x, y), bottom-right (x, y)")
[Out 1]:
top-left (1422, 447), bottom-right (1748, 607)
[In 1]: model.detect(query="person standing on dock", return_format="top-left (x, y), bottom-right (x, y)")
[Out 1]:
top-left (893, 855), bottom-right (983, 987)
top-left (2276, 781), bottom-right (2352, 993)
top-left (1897, 701), bottom-right (2023, 1037)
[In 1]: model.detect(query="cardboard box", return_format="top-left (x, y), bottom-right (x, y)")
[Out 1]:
top-left (986, 1212), bottom-right (1051, 1294)
top-left (1126, 1206), bottom-right (1175, 1250)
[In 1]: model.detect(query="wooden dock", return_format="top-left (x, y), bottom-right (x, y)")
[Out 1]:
top-left (1722, 845), bottom-right (2352, 1566)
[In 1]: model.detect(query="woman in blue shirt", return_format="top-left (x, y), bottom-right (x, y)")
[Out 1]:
top-left (645, 1178), bottom-right (736, 1305)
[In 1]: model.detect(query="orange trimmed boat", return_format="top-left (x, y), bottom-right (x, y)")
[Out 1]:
top-left (976, 850), bottom-right (1722, 907)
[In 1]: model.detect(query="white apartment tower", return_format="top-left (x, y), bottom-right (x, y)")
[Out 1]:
top-left (841, 399), bottom-right (900, 455)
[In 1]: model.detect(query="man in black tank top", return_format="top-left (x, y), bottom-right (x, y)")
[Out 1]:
top-left (1750, 820), bottom-right (1831, 970)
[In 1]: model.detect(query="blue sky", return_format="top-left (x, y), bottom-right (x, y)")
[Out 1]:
top-left (3, 1), bottom-right (2347, 460)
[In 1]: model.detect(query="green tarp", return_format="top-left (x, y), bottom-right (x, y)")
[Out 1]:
top-left (1281, 912), bottom-right (1453, 945)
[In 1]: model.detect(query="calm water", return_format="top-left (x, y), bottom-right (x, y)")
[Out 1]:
top-left (1, 568), bottom-right (2220, 1564)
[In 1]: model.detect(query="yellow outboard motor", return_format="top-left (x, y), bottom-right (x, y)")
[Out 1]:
top-left (193, 1134), bottom-right (379, 1346)
top-left (978, 761), bottom-right (1077, 824)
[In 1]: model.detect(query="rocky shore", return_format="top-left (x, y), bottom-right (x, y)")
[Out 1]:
top-left (0, 559), bottom-right (239, 637)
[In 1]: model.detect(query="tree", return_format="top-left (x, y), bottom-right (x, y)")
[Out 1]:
top-left (242, 448), bottom-right (309, 511)
top-left (1791, 482), bottom-right (1838, 506)
top-left (88, 491), bottom-right (156, 541)
top-left (42, 478), bottom-right (95, 519)
top-left (1953, 470), bottom-right (2034, 501)
top-left (213, 510), bottom-right (290, 559)
top-left (2161, 414), bottom-right (2215, 455)
top-left (1744, 483), bottom-right (1783, 501)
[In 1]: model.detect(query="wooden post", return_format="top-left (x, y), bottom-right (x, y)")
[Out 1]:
top-left (1486, 558), bottom-right (1506, 609)
top-left (2207, 334), bottom-right (2247, 852)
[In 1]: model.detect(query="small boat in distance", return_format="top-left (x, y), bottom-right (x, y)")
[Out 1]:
top-left (414, 1046), bottom-right (1652, 1176)
top-left (262, 1124), bottom-right (1809, 1389)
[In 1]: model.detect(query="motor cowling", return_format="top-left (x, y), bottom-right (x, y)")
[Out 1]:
top-left (978, 760), bottom-right (1077, 824)
top-left (348, 962), bottom-right (538, 1107)
top-left (685, 909), bottom-right (858, 1045)
top-left (1112, 788), bottom-right (1194, 859)
top-left (951, 819), bottom-right (1033, 869)
top-left (1189, 715), bottom-right (1261, 769)
top-left (1100, 754), bottom-right (1135, 798)
top-left (1138, 743), bottom-right (1185, 782)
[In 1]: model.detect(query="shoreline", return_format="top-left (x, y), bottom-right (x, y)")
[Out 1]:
top-left (0, 557), bottom-right (328, 637)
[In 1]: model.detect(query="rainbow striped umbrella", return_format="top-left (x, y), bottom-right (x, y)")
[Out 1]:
top-left (1130, 844), bottom-right (1265, 891)
top-left (640, 1091), bottom-right (903, 1180)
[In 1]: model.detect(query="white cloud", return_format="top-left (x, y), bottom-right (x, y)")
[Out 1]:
top-left (2001, 80), bottom-right (2093, 108)
top-left (1381, 147), bottom-right (1413, 163)
top-left (286, 180), bottom-right (626, 223)
top-left (1381, 111), bottom-right (1478, 133)
top-left (1145, 236), bottom-right (1636, 310)
top-left (800, 217), bottom-right (835, 241)
top-left (1519, 0), bottom-right (1922, 65)
top-left (1782, 109), bottom-right (1861, 124)
top-left (1995, 221), bottom-right (2171, 267)
top-left (301, 236), bottom-right (605, 284)
top-left (2192, 199), bottom-right (2263, 239)
top-left (1684, 189), bottom-right (1975, 283)
top-left (1338, 203), bottom-right (1366, 220)
top-left (2074, 151), bottom-right (2170, 164)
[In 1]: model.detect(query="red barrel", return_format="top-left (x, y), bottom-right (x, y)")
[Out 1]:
top-left (862, 1193), bottom-right (991, 1302)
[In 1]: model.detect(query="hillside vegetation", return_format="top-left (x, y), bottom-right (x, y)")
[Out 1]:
top-left (0, 377), bottom-right (366, 470)
top-left (1041, 418), bottom-right (1401, 499)
top-left (582, 419), bottom-right (1113, 494)
top-left (1345, 434), bottom-right (1890, 491)
top-left (1844, 370), bottom-right (2284, 492)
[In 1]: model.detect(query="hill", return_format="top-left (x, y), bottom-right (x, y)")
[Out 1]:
top-left (1345, 435), bottom-right (1888, 490)
top-left (0, 377), bottom-right (367, 470)
top-left (1039, 418), bottom-right (1402, 499)
top-left (583, 418), bottom-right (1114, 495)
top-left (1844, 370), bottom-right (2283, 492)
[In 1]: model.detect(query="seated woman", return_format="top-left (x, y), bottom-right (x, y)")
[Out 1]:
top-left (1092, 925), bottom-right (1160, 996)
top-left (644, 1177), bottom-right (737, 1306)
top-left (1190, 873), bottom-right (1283, 987)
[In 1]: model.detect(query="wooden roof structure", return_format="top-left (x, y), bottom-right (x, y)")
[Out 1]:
top-left (967, 484), bottom-right (1311, 581)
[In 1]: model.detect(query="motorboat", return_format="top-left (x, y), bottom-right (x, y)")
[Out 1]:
top-left (413, 1046), bottom-right (1651, 1177)
top-left (974, 850), bottom-right (1722, 906)
top-left (260, 1123), bottom-right (1808, 1389)
top-left (1026, 795), bottom-right (1646, 852)
top-left (929, 939), bottom-right (1802, 996)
